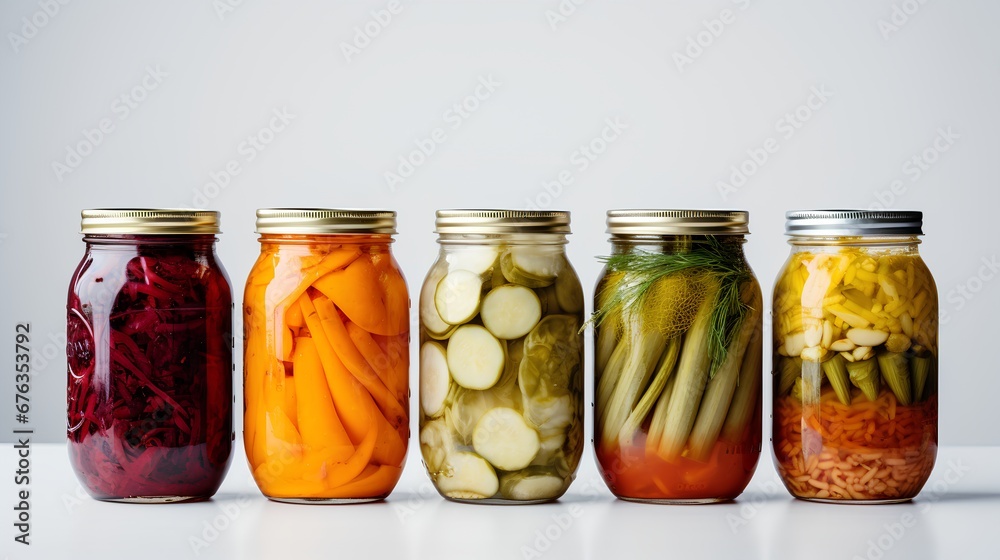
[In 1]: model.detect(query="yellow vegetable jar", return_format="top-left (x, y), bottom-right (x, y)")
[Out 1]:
top-left (244, 209), bottom-right (409, 503)
top-left (773, 211), bottom-right (938, 503)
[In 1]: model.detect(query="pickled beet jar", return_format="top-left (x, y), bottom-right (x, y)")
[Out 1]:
top-left (67, 209), bottom-right (234, 502)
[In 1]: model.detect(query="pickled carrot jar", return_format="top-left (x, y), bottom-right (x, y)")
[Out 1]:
top-left (592, 210), bottom-right (763, 503)
top-left (772, 210), bottom-right (938, 503)
top-left (67, 209), bottom-right (233, 502)
top-left (418, 210), bottom-right (584, 503)
top-left (244, 209), bottom-right (409, 503)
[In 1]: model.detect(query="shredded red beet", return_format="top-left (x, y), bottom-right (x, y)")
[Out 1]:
top-left (67, 235), bottom-right (233, 501)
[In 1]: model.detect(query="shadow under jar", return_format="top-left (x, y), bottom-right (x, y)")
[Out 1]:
top-left (418, 210), bottom-right (585, 503)
top-left (772, 210), bottom-right (938, 503)
top-left (66, 209), bottom-right (233, 503)
top-left (244, 209), bottom-right (409, 503)
top-left (593, 210), bottom-right (763, 504)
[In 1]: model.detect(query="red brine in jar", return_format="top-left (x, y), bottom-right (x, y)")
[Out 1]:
top-left (67, 209), bottom-right (233, 502)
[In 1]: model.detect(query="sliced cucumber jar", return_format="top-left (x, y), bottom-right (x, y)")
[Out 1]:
top-left (418, 210), bottom-right (585, 504)
top-left (590, 210), bottom-right (763, 503)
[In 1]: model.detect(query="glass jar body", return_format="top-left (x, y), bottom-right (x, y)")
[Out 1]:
top-left (771, 238), bottom-right (938, 502)
top-left (66, 234), bottom-right (234, 502)
top-left (418, 237), bottom-right (585, 503)
top-left (243, 234), bottom-right (409, 503)
top-left (593, 235), bottom-right (763, 503)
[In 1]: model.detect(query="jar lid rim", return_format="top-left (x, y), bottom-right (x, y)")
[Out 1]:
top-left (81, 208), bottom-right (221, 234)
top-left (435, 209), bottom-right (571, 235)
top-left (255, 208), bottom-right (397, 234)
top-left (606, 209), bottom-right (749, 236)
top-left (785, 210), bottom-right (923, 236)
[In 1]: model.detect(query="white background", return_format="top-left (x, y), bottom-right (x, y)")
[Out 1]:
top-left (1, 0), bottom-right (998, 452)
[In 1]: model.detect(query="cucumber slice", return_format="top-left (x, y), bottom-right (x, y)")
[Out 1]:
top-left (500, 467), bottom-right (566, 501)
top-left (420, 341), bottom-right (451, 418)
top-left (500, 250), bottom-right (558, 288)
top-left (481, 285), bottom-right (542, 339)
top-left (537, 286), bottom-right (561, 314)
top-left (472, 407), bottom-right (540, 471)
top-left (425, 324), bottom-right (458, 340)
top-left (420, 266), bottom-right (452, 336)
top-left (446, 246), bottom-right (499, 276)
top-left (419, 418), bottom-right (455, 475)
top-left (436, 452), bottom-right (498, 500)
top-left (447, 325), bottom-right (505, 390)
top-left (435, 270), bottom-right (484, 325)
top-left (555, 268), bottom-right (584, 313)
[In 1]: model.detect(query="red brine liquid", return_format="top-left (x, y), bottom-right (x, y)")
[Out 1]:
top-left (67, 235), bottom-right (233, 502)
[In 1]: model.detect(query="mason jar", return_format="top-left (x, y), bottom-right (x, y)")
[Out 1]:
top-left (244, 209), bottom-right (409, 503)
top-left (418, 210), bottom-right (585, 503)
top-left (66, 209), bottom-right (233, 502)
top-left (772, 210), bottom-right (938, 502)
top-left (592, 210), bottom-right (763, 503)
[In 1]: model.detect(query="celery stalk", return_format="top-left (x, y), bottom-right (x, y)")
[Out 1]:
top-left (877, 350), bottom-right (912, 406)
top-left (595, 340), bottom-right (628, 422)
top-left (777, 356), bottom-right (802, 396)
top-left (910, 354), bottom-right (931, 403)
top-left (821, 353), bottom-right (853, 406)
top-left (645, 370), bottom-right (678, 456)
top-left (653, 284), bottom-right (718, 461)
top-left (721, 327), bottom-right (763, 443)
top-left (617, 336), bottom-right (681, 448)
top-left (599, 327), bottom-right (667, 446)
top-left (687, 288), bottom-right (762, 462)
top-left (847, 357), bottom-right (881, 401)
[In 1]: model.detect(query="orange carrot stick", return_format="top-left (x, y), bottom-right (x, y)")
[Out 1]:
top-left (311, 296), bottom-right (407, 429)
top-left (347, 321), bottom-right (396, 395)
top-left (299, 294), bottom-right (375, 445)
top-left (282, 373), bottom-right (299, 430)
top-left (324, 465), bottom-right (403, 498)
top-left (292, 337), bottom-right (353, 461)
top-left (326, 422), bottom-right (378, 488)
top-left (312, 255), bottom-right (390, 335)
top-left (372, 251), bottom-right (409, 337)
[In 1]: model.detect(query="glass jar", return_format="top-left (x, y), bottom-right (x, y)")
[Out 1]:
top-left (772, 210), bottom-right (938, 503)
top-left (593, 210), bottom-right (763, 503)
top-left (244, 209), bottom-right (409, 503)
top-left (418, 210), bottom-right (585, 503)
top-left (66, 209), bottom-right (233, 502)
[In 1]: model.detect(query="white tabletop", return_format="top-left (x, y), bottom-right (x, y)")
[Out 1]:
top-left (2, 444), bottom-right (997, 560)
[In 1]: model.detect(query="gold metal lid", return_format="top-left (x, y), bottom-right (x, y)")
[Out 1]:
top-left (81, 209), bottom-right (221, 234)
top-left (255, 208), bottom-right (397, 235)
top-left (785, 210), bottom-right (923, 237)
top-left (435, 210), bottom-right (571, 235)
top-left (606, 209), bottom-right (749, 236)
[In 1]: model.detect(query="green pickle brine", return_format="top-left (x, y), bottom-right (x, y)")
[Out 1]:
top-left (418, 210), bottom-right (584, 503)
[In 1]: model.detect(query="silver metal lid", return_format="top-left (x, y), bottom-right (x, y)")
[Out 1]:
top-left (606, 209), bottom-right (749, 236)
top-left (81, 208), bottom-right (220, 234)
top-left (255, 208), bottom-right (397, 235)
top-left (435, 210), bottom-right (571, 235)
top-left (785, 210), bottom-right (923, 237)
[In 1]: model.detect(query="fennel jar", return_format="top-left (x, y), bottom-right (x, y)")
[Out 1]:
top-left (418, 210), bottom-right (585, 503)
top-left (244, 209), bottom-right (409, 503)
top-left (772, 210), bottom-right (938, 503)
top-left (66, 209), bottom-right (234, 503)
top-left (592, 210), bottom-right (763, 504)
